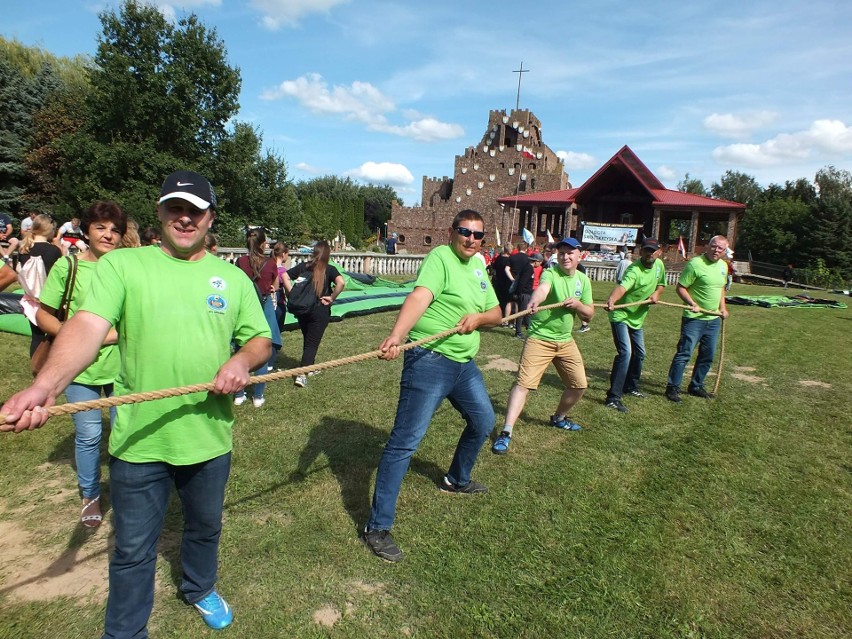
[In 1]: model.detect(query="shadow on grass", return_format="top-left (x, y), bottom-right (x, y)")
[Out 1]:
top-left (226, 417), bottom-right (445, 533)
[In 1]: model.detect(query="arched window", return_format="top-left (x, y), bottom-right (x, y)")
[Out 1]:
top-left (424, 235), bottom-right (432, 245)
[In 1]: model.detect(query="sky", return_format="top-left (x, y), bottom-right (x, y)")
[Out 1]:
top-left (4, 0), bottom-right (852, 205)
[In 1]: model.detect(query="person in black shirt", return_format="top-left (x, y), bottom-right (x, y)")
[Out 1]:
top-left (282, 240), bottom-right (346, 388)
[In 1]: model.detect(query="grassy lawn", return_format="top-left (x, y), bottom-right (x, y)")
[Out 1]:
top-left (0, 282), bottom-right (850, 638)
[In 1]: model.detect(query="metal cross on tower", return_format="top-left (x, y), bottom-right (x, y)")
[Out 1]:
top-left (513, 61), bottom-right (529, 111)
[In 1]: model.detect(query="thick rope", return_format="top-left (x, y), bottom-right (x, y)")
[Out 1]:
top-left (713, 318), bottom-right (726, 396)
top-left (1, 298), bottom-right (726, 421)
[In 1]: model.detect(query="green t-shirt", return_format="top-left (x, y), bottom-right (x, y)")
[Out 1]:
top-left (679, 255), bottom-right (728, 320)
top-left (40, 256), bottom-right (120, 386)
top-left (528, 267), bottom-right (593, 342)
top-left (609, 258), bottom-right (666, 329)
top-left (409, 245), bottom-right (499, 363)
top-left (81, 246), bottom-right (271, 464)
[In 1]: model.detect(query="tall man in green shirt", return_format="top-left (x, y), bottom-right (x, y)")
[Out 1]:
top-left (492, 238), bottom-right (595, 455)
top-left (666, 235), bottom-right (730, 402)
top-left (603, 239), bottom-right (666, 412)
top-left (364, 210), bottom-right (502, 563)
top-left (1, 171), bottom-right (272, 637)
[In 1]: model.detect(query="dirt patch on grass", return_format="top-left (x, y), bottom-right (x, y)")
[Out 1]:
top-left (313, 604), bottom-right (342, 627)
top-left (0, 518), bottom-right (111, 604)
top-left (732, 373), bottom-right (766, 383)
top-left (798, 380), bottom-right (831, 389)
top-left (734, 366), bottom-right (757, 373)
top-left (482, 355), bottom-right (518, 372)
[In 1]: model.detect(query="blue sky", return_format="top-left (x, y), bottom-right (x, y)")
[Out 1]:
top-left (4, 0), bottom-right (852, 205)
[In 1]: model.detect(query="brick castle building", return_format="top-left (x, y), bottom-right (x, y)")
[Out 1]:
top-left (388, 108), bottom-right (570, 253)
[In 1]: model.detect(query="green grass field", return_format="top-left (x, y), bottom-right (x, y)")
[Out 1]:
top-left (0, 283), bottom-right (850, 638)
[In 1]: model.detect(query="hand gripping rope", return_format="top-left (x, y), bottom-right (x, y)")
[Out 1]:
top-left (0, 299), bottom-right (725, 424)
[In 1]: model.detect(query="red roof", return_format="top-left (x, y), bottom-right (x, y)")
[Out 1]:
top-left (497, 145), bottom-right (745, 210)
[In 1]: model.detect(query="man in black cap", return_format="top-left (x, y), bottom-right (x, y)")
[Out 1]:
top-left (603, 239), bottom-right (666, 412)
top-left (1, 170), bottom-right (271, 636)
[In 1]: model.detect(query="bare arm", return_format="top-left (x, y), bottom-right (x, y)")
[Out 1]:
top-left (378, 286), bottom-right (434, 360)
top-left (0, 264), bottom-right (16, 290)
top-left (36, 304), bottom-right (118, 344)
top-left (676, 283), bottom-right (700, 314)
top-left (212, 336), bottom-right (272, 395)
top-left (605, 285), bottom-right (628, 311)
top-left (2, 311), bottom-right (111, 432)
top-left (527, 281), bottom-right (552, 313)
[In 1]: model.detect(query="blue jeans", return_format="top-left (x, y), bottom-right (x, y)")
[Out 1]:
top-left (606, 322), bottom-right (645, 402)
top-left (103, 452), bottom-right (231, 639)
top-left (236, 296), bottom-right (281, 400)
top-left (368, 346), bottom-right (494, 531)
top-left (64, 382), bottom-right (115, 499)
top-left (667, 317), bottom-right (721, 391)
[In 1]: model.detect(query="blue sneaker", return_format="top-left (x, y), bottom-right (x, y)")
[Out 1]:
top-left (492, 431), bottom-right (512, 454)
top-left (194, 590), bottom-right (233, 630)
top-left (550, 414), bottom-right (582, 431)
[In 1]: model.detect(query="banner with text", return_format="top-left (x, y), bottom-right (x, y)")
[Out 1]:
top-left (581, 224), bottom-right (640, 246)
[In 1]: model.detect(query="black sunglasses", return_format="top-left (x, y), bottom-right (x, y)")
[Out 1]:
top-left (455, 227), bottom-right (485, 240)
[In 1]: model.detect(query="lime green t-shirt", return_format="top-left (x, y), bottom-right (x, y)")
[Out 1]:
top-left (81, 246), bottom-right (271, 464)
top-left (528, 267), bottom-right (593, 342)
top-left (409, 245), bottom-right (499, 363)
top-left (40, 256), bottom-right (120, 386)
top-left (609, 258), bottom-right (666, 329)
top-left (679, 255), bottom-right (728, 320)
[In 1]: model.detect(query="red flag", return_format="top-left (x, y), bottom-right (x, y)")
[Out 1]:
top-left (677, 236), bottom-right (687, 259)
top-left (522, 146), bottom-right (536, 159)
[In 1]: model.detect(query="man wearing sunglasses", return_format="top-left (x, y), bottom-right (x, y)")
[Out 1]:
top-left (492, 237), bottom-right (594, 454)
top-left (364, 210), bottom-right (502, 562)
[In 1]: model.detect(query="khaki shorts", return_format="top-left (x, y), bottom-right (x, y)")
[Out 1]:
top-left (516, 338), bottom-right (587, 390)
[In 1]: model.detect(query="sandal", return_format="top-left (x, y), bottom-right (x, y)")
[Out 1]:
top-left (81, 496), bottom-right (102, 528)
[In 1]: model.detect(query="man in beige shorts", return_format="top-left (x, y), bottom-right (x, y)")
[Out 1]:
top-left (492, 238), bottom-right (594, 454)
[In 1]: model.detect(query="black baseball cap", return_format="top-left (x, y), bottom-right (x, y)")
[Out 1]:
top-left (640, 238), bottom-right (660, 250)
top-left (158, 170), bottom-right (217, 210)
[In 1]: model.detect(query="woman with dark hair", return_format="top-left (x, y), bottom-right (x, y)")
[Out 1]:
top-left (17, 213), bottom-right (63, 358)
top-left (234, 228), bottom-right (282, 407)
top-left (272, 241), bottom-right (290, 331)
top-left (36, 201), bottom-right (128, 527)
top-left (282, 240), bottom-right (345, 388)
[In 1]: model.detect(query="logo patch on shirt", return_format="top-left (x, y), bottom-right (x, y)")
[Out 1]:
top-left (209, 276), bottom-right (226, 291)
top-left (207, 294), bottom-right (228, 313)
top-left (474, 268), bottom-right (483, 278)
top-left (481, 281), bottom-right (487, 290)
top-left (574, 281), bottom-right (583, 297)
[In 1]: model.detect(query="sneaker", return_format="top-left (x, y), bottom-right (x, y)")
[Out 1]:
top-left (665, 386), bottom-right (682, 403)
top-left (627, 390), bottom-right (646, 398)
top-left (578, 324), bottom-right (591, 333)
top-left (252, 396), bottom-right (265, 408)
top-left (605, 400), bottom-right (628, 413)
top-left (294, 374), bottom-right (307, 388)
top-left (233, 395), bottom-right (247, 406)
top-left (363, 528), bottom-right (403, 562)
top-left (193, 590), bottom-right (233, 630)
top-left (550, 414), bottom-right (582, 431)
top-left (492, 431), bottom-right (512, 454)
top-left (514, 333), bottom-right (526, 340)
top-left (439, 476), bottom-right (488, 495)
top-left (688, 387), bottom-right (715, 399)
top-left (308, 370), bottom-right (322, 377)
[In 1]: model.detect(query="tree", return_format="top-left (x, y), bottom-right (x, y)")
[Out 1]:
top-left (739, 198), bottom-right (810, 264)
top-left (804, 166), bottom-right (852, 278)
top-left (676, 173), bottom-right (708, 196)
top-left (710, 170), bottom-right (762, 207)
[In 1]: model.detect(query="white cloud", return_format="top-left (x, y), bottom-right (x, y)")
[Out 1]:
top-left (346, 162), bottom-right (414, 187)
top-left (712, 119), bottom-right (852, 167)
top-left (656, 165), bottom-right (678, 181)
top-left (556, 150), bottom-right (597, 170)
top-left (154, 1), bottom-right (221, 22)
top-left (261, 73), bottom-right (463, 143)
top-left (371, 118), bottom-right (464, 142)
top-left (295, 162), bottom-right (324, 175)
top-left (249, 0), bottom-right (349, 30)
top-left (703, 111), bottom-right (779, 139)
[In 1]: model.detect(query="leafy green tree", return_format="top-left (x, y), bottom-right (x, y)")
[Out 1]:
top-left (676, 173), bottom-right (708, 196)
top-left (803, 166), bottom-right (852, 279)
top-left (711, 170), bottom-right (762, 207)
top-left (739, 198), bottom-right (810, 264)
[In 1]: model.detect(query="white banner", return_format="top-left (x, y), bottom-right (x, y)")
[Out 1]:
top-left (581, 224), bottom-right (640, 246)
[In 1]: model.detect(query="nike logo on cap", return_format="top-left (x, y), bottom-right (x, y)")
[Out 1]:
top-left (176, 181), bottom-right (194, 187)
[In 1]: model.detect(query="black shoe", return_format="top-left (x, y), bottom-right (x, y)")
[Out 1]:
top-left (688, 387), bottom-right (715, 399)
top-left (439, 476), bottom-right (488, 495)
top-left (665, 386), bottom-right (682, 403)
top-left (514, 333), bottom-right (526, 340)
top-left (626, 390), bottom-right (646, 398)
top-left (363, 528), bottom-right (403, 562)
top-left (605, 399), bottom-right (628, 413)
